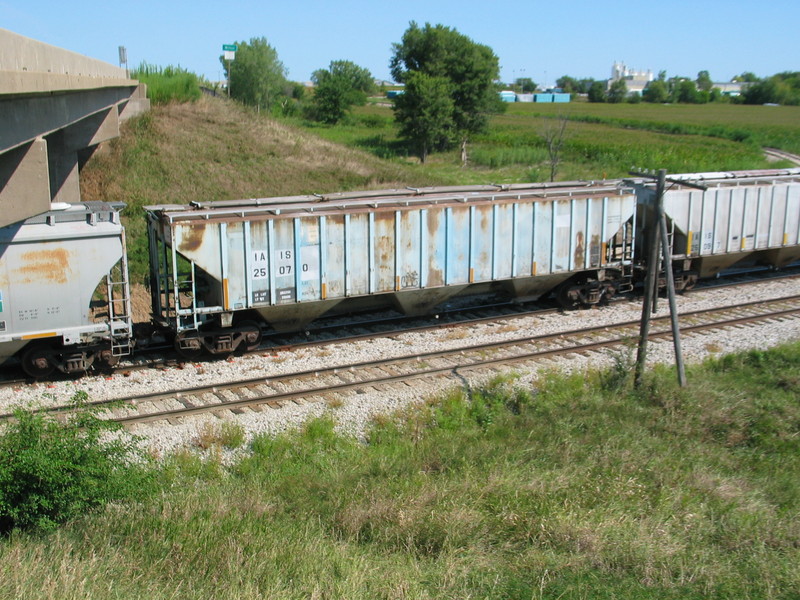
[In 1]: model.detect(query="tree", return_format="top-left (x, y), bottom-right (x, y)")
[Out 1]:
top-left (578, 78), bottom-right (596, 94)
top-left (696, 70), bottom-right (713, 92)
top-left (515, 77), bottom-right (536, 93)
top-left (541, 115), bottom-right (569, 182)
top-left (642, 79), bottom-right (668, 103)
top-left (390, 22), bottom-right (500, 165)
top-left (607, 79), bottom-right (628, 103)
top-left (587, 80), bottom-right (607, 103)
top-left (221, 37), bottom-right (287, 112)
top-left (556, 75), bottom-right (578, 93)
top-left (676, 79), bottom-right (700, 103)
top-left (743, 72), bottom-right (800, 105)
top-left (393, 72), bottom-right (455, 163)
top-left (733, 72), bottom-right (760, 83)
top-left (311, 60), bottom-right (374, 124)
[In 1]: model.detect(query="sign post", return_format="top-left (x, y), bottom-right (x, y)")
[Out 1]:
top-left (222, 44), bottom-right (237, 97)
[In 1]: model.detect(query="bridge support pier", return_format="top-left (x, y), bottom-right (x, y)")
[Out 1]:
top-left (0, 139), bottom-right (51, 222)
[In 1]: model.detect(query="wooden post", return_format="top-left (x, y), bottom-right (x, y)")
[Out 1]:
top-left (659, 208), bottom-right (687, 387)
top-left (635, 169), bottom-right (665, 388)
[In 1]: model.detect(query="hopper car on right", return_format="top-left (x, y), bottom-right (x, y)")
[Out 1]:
top-left (630, 168), bottom-right (800, 292)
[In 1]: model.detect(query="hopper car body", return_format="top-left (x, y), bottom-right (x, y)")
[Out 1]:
top-left (145, 181), bottom-right (638, 357)
top-left (632, 169), bottom-right (800, 289)
top-left (0, 202), bottom-right (132, 377)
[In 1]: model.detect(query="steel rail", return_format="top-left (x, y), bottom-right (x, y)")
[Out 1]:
top-left (103, 296), bottom-right (800, 425)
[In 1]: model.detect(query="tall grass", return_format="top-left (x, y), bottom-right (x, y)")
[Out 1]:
top-left (132, 62), bottom-right (202, 105)
top-left (2, 343), bottom-right (799, 598)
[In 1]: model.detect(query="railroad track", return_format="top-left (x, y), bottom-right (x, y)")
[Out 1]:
top-left (764, 148), bottom-right (800, 166)
top-left (10, 294), bottom-right (799, 427)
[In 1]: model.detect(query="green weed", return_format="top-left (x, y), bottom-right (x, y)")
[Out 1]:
top-left (0, 391), bottom-right (153, 533)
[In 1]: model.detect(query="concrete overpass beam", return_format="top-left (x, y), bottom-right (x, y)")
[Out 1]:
top-left (64, 107), bottom-right (120, 150)
top-left (0, 87), bottom-right (134, 154)
top-left (0, 139), bottom-right (51, 224)
top-left (45, 108), bottom-right (119, 206)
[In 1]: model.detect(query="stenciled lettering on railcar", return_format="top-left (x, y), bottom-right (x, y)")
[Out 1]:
top-left (250, 248), bottom-right (319, 282)
top-left (251, 250), bottom-right (270, 280)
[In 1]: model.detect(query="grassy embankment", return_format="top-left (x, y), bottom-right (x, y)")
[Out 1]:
top-left (1, 344), bottom-right (799, 598)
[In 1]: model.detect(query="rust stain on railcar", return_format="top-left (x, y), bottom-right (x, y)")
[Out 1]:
top-left (374, 212), bottom-right (395, 264)
top-left (589, 235), bottom-right (601, 267)
top-left (426, 210), bottom-right (445, 287)
top-left (178, 223), bottom-right (208, 253)
top-left (15, 248), bottom-right (71, 284)
top-left (574, 232), bottom-right (585, 268)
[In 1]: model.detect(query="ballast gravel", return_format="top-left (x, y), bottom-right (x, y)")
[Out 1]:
top-left (3, 277), bottom-right (800, 460)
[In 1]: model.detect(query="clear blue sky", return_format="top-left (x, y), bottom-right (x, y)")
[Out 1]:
top-left (2, 0), bottom-right (797, 86)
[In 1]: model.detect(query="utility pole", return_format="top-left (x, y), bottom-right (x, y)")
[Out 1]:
top-left (632, 169), bottom-right (706, 388)
top-left (634, 169), bottom-right (665, 388)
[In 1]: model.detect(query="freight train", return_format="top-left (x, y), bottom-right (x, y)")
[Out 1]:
top-left (1, 168), bottom-right (799, 377)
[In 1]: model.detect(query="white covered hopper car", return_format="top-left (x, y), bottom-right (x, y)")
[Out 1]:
top-left (145, 182), bottom-right (638, 358)
top-left (0, 202), bottom-right (132, 377)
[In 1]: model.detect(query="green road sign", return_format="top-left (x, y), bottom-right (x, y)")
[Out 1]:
top-left (222, 44), bottom-right (238, 52)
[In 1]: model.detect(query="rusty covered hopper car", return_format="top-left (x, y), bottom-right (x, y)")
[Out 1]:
top-left (0, 202), bottom-right (132, 377)
top-left (145, 182), bottom-right (637, 358)
top-left (632, 168), bottom-right (800, 287)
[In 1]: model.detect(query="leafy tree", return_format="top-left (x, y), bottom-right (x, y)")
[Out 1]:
top-left (578, 78), bottom-right (597, 94)
top-left (642, 79), bottom-right (668, 103)
top-left (221, 37), bottom-right (287, 112)
top-left (587, 80), bottom-right (607, 102)
top-left (515, 77), bottom-right (536, 93)
top-left (743, 72), bottom-right (800, 105)
top-left (556, 75), bottom-right (577, 93)
top-left (607, 79), bottom-right (628, 103)
top-left (696, 70), bottom-right (713, 92)
top-left (393, 72), bottom-right (455, 163)
top-left (311, 60), bottom-right (374, 124)
top-left (709, 88), bottom-right (726, 103)
top-left (557, 76), bottom-right (597, 94)
top-left (676, 79), bottom-right (700, 103)
top-left (390, 22), bottom-right (500, 165)
top-left (627, 92), bottom-right (642, 104)
top-left (733, 72), bottom-right (760, 83)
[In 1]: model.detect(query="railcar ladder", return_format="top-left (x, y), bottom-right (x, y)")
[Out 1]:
top-left (107, 239), bottom-right (133, 357)
top-left (613, 220), bottom-right (635, 293)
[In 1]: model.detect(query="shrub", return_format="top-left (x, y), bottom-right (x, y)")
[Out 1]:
top-left (0, 392), bottom-right (152, 533)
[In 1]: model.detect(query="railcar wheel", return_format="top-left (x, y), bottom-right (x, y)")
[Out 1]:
top-left (20, 343), bottom-right (56, 379)
top-left (174, 332), bottom-right (204, 360)
top-left (238, 320), bottom-right (263, 352)
top-left (556, 282), bottom-right (584, 310)
top-left (681, 274), bottom-right (699, 292)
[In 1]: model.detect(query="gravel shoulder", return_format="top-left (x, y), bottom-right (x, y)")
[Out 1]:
top-left (3, 278), bottom-right (800, 458)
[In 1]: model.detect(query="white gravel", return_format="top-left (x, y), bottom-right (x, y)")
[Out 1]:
top-left (3, 277), bottom-right (800, 460)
